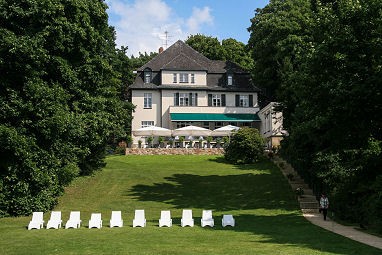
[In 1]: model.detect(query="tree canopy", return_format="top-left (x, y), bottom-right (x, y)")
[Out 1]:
top-left (247, 0), bottom-right (312, 102)
top-left (185, 34), bottom-right (254, 71)
top-left (248, 0), bottom-right (382, 232)
top-left (0, 0), bottom-right (133, 216)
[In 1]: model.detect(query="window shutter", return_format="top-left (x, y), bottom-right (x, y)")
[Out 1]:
top-left (208, 94), bottom-right (212, 106)
top-left (189, 93), bottom-right (193, 106)
top-left (195, 93), bottom-right (198, 106)
top-left (174, 93), bottom-right (179, 106)
top-left (249, 95), bottom-right (253, 107)
top-left (235, 95), bottom-right (240, 107)
top-left (221, 94), bottom-right (226, 106)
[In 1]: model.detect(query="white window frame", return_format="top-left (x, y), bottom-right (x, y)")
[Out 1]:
top-left (227, 74), bottom-right (233, 86)
top-left (173, 73), bottom-right (177, 83)
top-left (179, 73), bottom-right (189, 83)
top-left (239, 95), bottom-right (249, 107)
top-left (144, 93), bottom-right (152, 109)
top-left (141, 121), bottom-right (154, 128)
top-left (212, 94), bottom-right (222, 107)
top-left (267, 111), bottom-right (272, 132)
top-left (190, 93), bottom-right (197, 106)
top-left (191, 73), bottom-right (195, 84)
top-left (179, 93), bottom-right (189, 106)
top-left (144, 71), bottom-right (151, 83)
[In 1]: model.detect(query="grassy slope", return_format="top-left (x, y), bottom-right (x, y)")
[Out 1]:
top-left (0, 155), bottom-right (380, 255)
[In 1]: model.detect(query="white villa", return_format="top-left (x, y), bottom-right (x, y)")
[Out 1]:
top-left (129, 40), bottom-right (283, 147)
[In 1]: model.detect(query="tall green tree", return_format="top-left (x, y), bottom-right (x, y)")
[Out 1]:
top-left (249, 0), bottom-right (382, 231)
top-left (185, 34), bottom-right (223, 61)
top-left (0, 0), bottom-right (132, 216)
top-left (185, 34), bottom-right (254, 71)
top-left (222, 38), bottom-right (254, 71)
top-left (247, 0), bottom-right (312, 102)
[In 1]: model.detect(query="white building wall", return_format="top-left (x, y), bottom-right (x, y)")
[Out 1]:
top-left (131, 90), bottom-right (161, 144)
top-left (161, 70), bottom-right (207, 85)
top-left (258, 102), bottom-right (285, 148)
top-left (131, 89), bottom-right (260, 145)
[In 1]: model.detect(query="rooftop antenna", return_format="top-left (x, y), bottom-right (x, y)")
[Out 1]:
top-left (162, 30), bottom-right (172, 49)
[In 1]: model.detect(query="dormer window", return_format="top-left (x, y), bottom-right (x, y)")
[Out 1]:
top-left (144, 68), bottom-right (152, 83)
top-left (227, 73), bottom-right (233, 86)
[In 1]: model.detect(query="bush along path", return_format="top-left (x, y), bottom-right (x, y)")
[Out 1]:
top-left (272, 156), bottom-right (382, 250)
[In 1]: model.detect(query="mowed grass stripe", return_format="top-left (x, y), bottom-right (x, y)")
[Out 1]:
top-left (0, 155), bottom-right (380, 254)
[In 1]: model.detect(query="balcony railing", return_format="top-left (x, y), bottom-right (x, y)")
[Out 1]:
top-left (169, 106), bottom-right (259, 114)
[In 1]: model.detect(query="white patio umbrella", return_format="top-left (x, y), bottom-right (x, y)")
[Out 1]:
top-left (211, 125), bottom-right (240, 137)
top-left (172, 125), bottom-right (212, 137)
top-left (132, 126), bottom-right (172, 137)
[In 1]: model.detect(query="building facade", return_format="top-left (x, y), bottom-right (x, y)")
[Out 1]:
top-left (258, 102), bottom-right (286, 149)
top-left (129, 40), bottom-right (261, 146)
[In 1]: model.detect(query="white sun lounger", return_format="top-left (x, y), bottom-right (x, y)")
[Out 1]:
top-left (110, 211), bottom-right (123, 228)
top-left (89, 213), bottom-right (102, 229)
top-left (46, 211), bottom-right (62, 229)
top-left (28, 212), bottom-right (44, 230)
top-left (222, 214), bottom-right (235, 227)
top-left (181, 209), bottom-right (194, 227)
top-left (201, 210), bottom-right (214, 227)
top-left (133, 210), bottom-right (146, 227)
top-left (65, 211), bottom-right (81, 229)
top-left (159, 210), bottom-right (172, 227)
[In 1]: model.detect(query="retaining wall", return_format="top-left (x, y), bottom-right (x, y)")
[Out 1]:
top-left (125, 148), bottom-right (224, 155)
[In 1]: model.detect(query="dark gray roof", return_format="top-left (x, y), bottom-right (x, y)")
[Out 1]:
top-left (138, 40), bottom-right (210, 71)
top-left (162, 53), bottom-right (207, 71)
top-left (130, 40), bottom-right (260, 92)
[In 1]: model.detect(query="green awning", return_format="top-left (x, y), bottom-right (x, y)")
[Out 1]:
top-left (170, 113), bottom-right (260, 122)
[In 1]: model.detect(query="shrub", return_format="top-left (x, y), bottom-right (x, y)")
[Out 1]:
top-left (115, 146), bottom-right (126, 155)
top-left (224, 127), bottom-right (265, 164)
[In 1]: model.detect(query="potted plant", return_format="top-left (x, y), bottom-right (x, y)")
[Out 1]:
top-left (126, 135), bottom-right (133, 148)
top-left (167, 138), bottom-right (174, 148)
top-left (198, 137), bottom-right (204, 148)
top-left (147, 136), bottom-right (154, 148)
top-left (158, 136), bottom-right (164, 148)
top-left (206, 136), bottom-right (213, 148)
top-left (179, 136), bottom-right (185, 148)
top-left (216, 138), bottom-right (222, 148)
top-left (138, 140), bottom-right (142, 148)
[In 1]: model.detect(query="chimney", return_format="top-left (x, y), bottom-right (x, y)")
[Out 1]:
top-left (159, 47), bottom-right (164, 54)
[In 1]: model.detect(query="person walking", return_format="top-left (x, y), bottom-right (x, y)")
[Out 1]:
top-left (320, 194), bottom-right (329, 220)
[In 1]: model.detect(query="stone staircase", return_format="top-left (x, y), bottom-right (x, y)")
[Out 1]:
top-left (272, 156), bottom-right (319, 213)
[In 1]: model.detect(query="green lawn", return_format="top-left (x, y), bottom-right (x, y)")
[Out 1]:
top-left (0, 155), bottom-right (380, 254)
